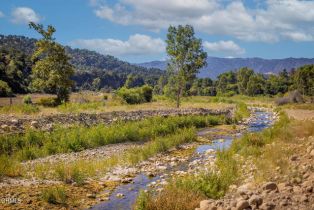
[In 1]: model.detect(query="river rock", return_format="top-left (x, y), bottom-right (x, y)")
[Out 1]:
top-left (263, 182), bottom-right (278, 192)
top-left (235, 199), bottom-right (250, 210)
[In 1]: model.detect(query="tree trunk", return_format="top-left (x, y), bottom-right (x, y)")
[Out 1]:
top-left (176, 83), bottom-right (182, 108)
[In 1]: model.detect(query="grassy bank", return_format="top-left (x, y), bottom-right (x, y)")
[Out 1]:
top-left (0, 114), bottom-right (225, 180)
top-left (134, 111), bottom-right (314, 210)
top-left (0, 115), bottom-right (224, 162)
top-left (32, 127), bottom-right (197, 182)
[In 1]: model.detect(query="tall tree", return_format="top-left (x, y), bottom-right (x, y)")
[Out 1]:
top-left (29, 22), bottom-right (74, 103)
top-left (247, 74), bottom-right (266, 96)
top-left (292, 65), bottom-right (314, 96)
top-left (166, 25), bottom-right (207, 107)
top-left (237, 67), bottom-right (254, 95)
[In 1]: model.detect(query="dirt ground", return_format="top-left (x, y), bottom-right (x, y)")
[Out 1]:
top-left (285, 109), bottom-right (314, 120)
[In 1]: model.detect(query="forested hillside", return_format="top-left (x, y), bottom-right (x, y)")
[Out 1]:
top-left (138, 57), bottom-right (314, 78)
top-left (0, 34), bottom-right (163, 93)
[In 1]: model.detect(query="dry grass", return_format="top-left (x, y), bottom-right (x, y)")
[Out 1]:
top-left (134, 187), bottom-right (206, 210)
top-left (0, 93), bottom-right (236, 116)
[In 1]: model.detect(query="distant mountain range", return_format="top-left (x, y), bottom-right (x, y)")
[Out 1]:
top-left (137, 57), bottom-right (314, 78)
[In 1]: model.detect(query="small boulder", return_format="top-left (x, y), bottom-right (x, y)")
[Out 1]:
top-left (200, 200), bottom-right (213, 209)
top-left (249, 195), bottom-right (263, 207)
top-left (236, 200), bottom-right (250, 210)
top-left (263, 182), bottom-right (278, 192)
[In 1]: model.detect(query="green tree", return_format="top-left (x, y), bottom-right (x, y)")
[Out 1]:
top-left (237, 67), bottom-right (254, 95)
top-left (165, 25), bottom-right (207, 107)
top-left (0, 80), bottom-right (12, 97)
top-left (92, 77), bottom-right (101, 91)
top-left (247, 74), bottom-right (265, 96)
top-left (29, 22), bottom-right (74, 103)
top-left (292, 65), bottom-right (314, 96)
top-left (217, 71), bottom-right (237, 95)
top-left (153, 75), bottom-right (167, 95)
top-left (124, 74), bottom-right (144, 88)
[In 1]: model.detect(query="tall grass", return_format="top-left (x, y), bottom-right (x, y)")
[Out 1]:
top-left (31, 128), bottom-right (198, 182)
top-left (0, 115), bottom-right (224, 162)
top-left (0, 104), bottom-right (40, 114)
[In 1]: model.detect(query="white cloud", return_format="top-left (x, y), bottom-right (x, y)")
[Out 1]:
top-left (11, 7), bottom-right (41, 24)
top-left (204, 40), bottom-right (245, 56)
top-left (71, 34), bottom-right (165, 56)
top-left (92, 0), bottom-right (314, 42)
top-left (282, 32), bottom-right (314, 42)
top-left (0, 11), bottom-right (4, 18)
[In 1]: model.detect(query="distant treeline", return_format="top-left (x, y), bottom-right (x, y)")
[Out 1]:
top-left (154, 66), bottom-right (314, 97)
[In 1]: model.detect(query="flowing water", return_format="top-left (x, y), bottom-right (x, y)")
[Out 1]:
top-left (92, 110), bottom-right (274, 210)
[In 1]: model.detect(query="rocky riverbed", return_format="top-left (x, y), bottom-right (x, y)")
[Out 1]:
top-left (91, 108), bottom-right (277, 210)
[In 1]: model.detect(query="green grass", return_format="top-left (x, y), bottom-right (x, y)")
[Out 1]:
top-left (31, 127), bottom-right (199, 182)
top-left (0, 104), bottom-right (40, 114)
top-left (0, 155), bottom-right (23, 180)
top-left (42, 186), bottom-right (67, 205)
top-left (0, 115), bottom-right (224, 162)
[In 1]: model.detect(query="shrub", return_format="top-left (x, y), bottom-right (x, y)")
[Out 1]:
top-left (55, 164), bottom-right (86, 185)
top-left (42, 186), bottom-right (67, 205)
top-left (116, 85), bottom-right (153, 104)
top-left (0, 155), bottom-right (22, 180)
top-left (38, 97), bottom-right (60, 107)
top-left (141, 85), bottom-right (153, 102)
top-left (23, 95), bottom-right (32, 104)
top-left (0, 80), bottom-right (12, 97)
top-left (103, 95), bottom-right (108, 100)
top-left (276, 90), bottom-right (304, 106)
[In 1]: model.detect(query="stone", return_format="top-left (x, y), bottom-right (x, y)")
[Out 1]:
top-left (86, 193), bottom-right (96, 199)
top-left (30, 121), bottom-right (39, 128)
top-left (249, 195), bottom-right (263, 207)
top-left (200, 200), bottom-right (213, 209)
top-left (236, 200), bottom-right (249, 210)
top-left (263, 182), bottom-right (278, 192)
top-left (290, 155), bottom-right (298, 161)
top-left (116, 193), bottom-right (124, 198)
top-left (310, 149), bottom-right (314, 157)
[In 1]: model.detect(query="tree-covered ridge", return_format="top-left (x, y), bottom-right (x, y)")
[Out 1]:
top-left (0, 34), bottom-right (163, 93)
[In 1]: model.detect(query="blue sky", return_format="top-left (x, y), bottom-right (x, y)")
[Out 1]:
top-left (1, 0), bottom-right (314, 63)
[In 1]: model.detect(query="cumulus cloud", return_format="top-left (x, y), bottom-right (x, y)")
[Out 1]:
top-left (92, 0), bottom-right (314, 42)
top-left (71, 34), bottom-right (165, 56)
top-left (11, 7), bottom-right (41, 24)
top-left (204, 40), bottom-right (245, 56)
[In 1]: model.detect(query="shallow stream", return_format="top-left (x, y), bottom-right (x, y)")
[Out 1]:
top-left (92, 109), bottom-right (274, 210)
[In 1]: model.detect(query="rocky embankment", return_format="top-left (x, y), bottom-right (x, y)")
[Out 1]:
top-left (0, 108), bottom-right (233, 134)
top-left (196, 135), bottom-right (314, 210)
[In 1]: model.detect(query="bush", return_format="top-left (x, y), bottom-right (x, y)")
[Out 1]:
top-left (23, 95), bottom-right (32, 104)
top-left (276, 90), bottom-right (304, 106)
top-left (0, 155), bottom-right (22, 180)
top-left (42, 186), bottom-right (67, 205)
top-left (141, 85), bottom-right (153, 102)
top-left (116, 85), bottom-right (153, 104)
top-left (38, 97), bottom-right (60, 107)
top-left (0, 80), bottom-right (12, 97)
